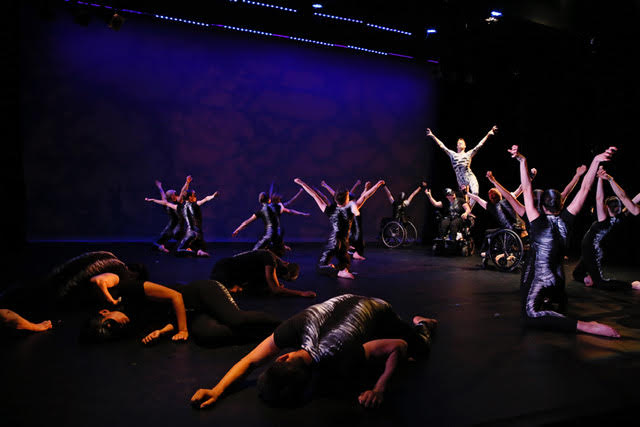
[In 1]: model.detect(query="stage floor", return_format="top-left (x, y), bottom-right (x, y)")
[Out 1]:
top-left (2, 242), bottom-right (640, 426)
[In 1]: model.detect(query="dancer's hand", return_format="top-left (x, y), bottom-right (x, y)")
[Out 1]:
top-left (507, 145), bottom-right (524, 160)
top-left (358, 389), bottom-right (384, 408)
top-left (142, 327), bottom-right (171, 345)
top-left (191, 388), bottom-right (220, 409)
top-left (294, 178), bottom-right (303, 185)
top-left (172, 330), bottom-right (189, 342)
top-left (576, 165), bottom-right (587, 176)
top-left (530, 168), bottom-right (537, 177)
top-left (425, 128), bottom-right (433, 138)
top-left (597, 166), bottom-right (612, 181)
top-left (460, 184), bottom-right (469, 193)
top-left (488, 125), bottom-right (498, 136)
top-left (186, 175), bottom-right (192, 183)
top-left (594, 147), bottom-right (617, 163)
top-left (301, 291), bottom-right (317, 298)
top-left (461, 212), bottom-right (469, 220)
top-left (155, 180), bottom-right (162, 188)
top-left (486, 171), bottom-right (494, 181)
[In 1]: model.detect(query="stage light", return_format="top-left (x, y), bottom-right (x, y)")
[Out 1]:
top-left (491, 11), bottom-right (502, 17)
top-left (312, 3), bottom-right (323, 8)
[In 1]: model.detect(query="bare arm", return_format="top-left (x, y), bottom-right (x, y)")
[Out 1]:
top-left (424, 189), bottom-right (443, 208)
top-left (142, 281), bottom-right (189, 341)
top-left (197, 191), bottom-right (219, 206)
top-left (599, 169), bottom-right (640, 216)
top-left (383, 185), bottom-right (394, 204)
top-left (468, 125), bottom-right (497, 157)
top-left (461, 202), bottom-right (472, 220)
top-left (232, 214), bottom-right (257, 237)
top-left (320, 180), bottom-right (336, 197)
top-left (404, 183), bottom-right (426, 207)
top-left (155, 180), bottom-right (167, 201)
top-left (356, 180), bottom-right (385, 209)
top-left (425, 128), bottom-right (454, 155)
top-left (264, 266), bottom-right (316, 297)
top-left (486, 171), bottom-right (526, 217)
top-left (561, 165), bottom-right (587, 202)
top-left (350, 180), bottom-right (362, 195)
top-left (358, 339), bottom-right (408, 409)
top-left (178, 175), bottom-right (192, 202)
top-left (466, 192), bottom-right (487, 210)
top-left (566, 147), bottom-right (617, 216)
top-left (282, 188), bottom-right (303, 207)
top-left (511, 168), bottom-right (537, 199)
top-left (145, 198), bottom-right (177, 210)
top-left (595, 176), bottom-right (607, 222)
top-left (508, 146), bottom-right (539, 222)
top-left (190, 335), bottom-right (280, 409)
top-left (280, 205), bottom-right (310, 216)
top-left (295, 178), bottom-right (328, 212)
top-left (90, 273), bottom-right (121, 305)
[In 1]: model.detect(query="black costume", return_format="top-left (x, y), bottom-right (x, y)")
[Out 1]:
top-left (155, 205), bottom-right (182, 249)
top-left (350, 212), bottom-right (365, 256)
top-left (438, 197), bottom-right (466, 239)
top-left (253, 203), bottom-right (285, 257)
top-left (318, 203), bottom-right (356, 276)
top-left (273, 294), bottom-right (433, 370)
top-left (521, 210), bottom-right (577, 332)
top-left (210, 249), bottom-right (281, 294)
top-left (572, 216), bottom-right (631, 290)
top-left (177, 201), bottom-right (206, 253)
top-left (480, 199), bottom-right (524, 254)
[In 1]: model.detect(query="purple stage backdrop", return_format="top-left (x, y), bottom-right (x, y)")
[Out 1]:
top-left (19, 7), bottom-right (435, 242)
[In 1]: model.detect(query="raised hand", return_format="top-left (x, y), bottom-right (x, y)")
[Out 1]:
top-left (425, 128), bottom-right (433, 137)
top-left (486, 171), bottom-right (494, 181)
top-left (594, 146), bottom-right (617, 163)
top-left (597, 166), bottom-right (612, 181)
top-left (576, 165), bottom-right (587, 176)
top-left (488, 125), bottom-right (498, 136)
top-left (507, 145), bottom-right (523, 160)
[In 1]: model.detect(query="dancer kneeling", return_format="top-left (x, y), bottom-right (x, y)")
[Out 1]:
top-left (191, 294), bottom-right (436, 409)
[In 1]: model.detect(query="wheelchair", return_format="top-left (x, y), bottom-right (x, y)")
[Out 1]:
top-left (431, 213), bottom-right (475, 257)
top-left (380, 217), bottom-right (419, 248)
top-left (480, 226), bottom-right (528, 272)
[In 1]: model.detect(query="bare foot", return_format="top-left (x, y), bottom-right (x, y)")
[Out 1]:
top-left (337, 269), bottom-right (355, 280)
top-left (196, 250), bottom-right (210, 257)
top-left (17, 318), bottom-right (53, 332)
top-left (577, 321), bottom-right (620, 338)
top-left (413, 316), bottom-right (438, 330)
top-left (631, 281), bottom-right (640, 290)
top-left (352, 252), bottom-right (366, 260)
top-left (284, 245), bottom-right (292, 251)
top-left (584, 275), bottom-right (593, 287)
top-left (157, 245), bottom-right (170, 253)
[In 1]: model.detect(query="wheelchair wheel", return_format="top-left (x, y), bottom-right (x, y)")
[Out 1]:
top-left (381, 221), bottom-right (406, 248)
top-left (489, 229), bottom-right (523, 272)
top-left (402, 221), bottom-right (418, 246)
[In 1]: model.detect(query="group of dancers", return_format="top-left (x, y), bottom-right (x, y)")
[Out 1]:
top-left (3, 124), bottom-right (640, 410)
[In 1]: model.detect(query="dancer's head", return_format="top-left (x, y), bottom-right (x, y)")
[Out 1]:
top-left (399, 191), bottom-right (407, 201)
top-left (185, 190), bottom-right (197, 202)
top-left (80, 309), bottom-right (130, 343)
top-left (488, 188), bottom-right (502, 204)
top-left (258, 192), bottom-right (270, 204)
top-left (334, 189), bottom-right (349, 206)
top-left (276, 262), bottom-right (300, 281)
top-left (257, 350), bottom-right (312, 407)
top-left (457, 138), bottom-right (466, 152)
top-left (542, 189), bottom-right (563, 215)
top-left (605, 196), bottom-right (622, 216)
top-left (271, 193), bottom-right (282, 204)
top-left (444, 188), bottom-right (456, 201)
top-left (533, 189), bottom-right (544, 213)
top-left (165, 189), bottom-right (178, 202)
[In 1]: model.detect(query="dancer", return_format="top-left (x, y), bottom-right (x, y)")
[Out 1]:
top-left (294, 178), bottom-right (384, 279)
top-left (191, 294), bottom-right (437, 409)
top-left (426, 125), bottom-right (497, 207)
top-left (232, 192), bottom-right (309, 257)
top-left (572, 167), bottom-right (640, 290)
top-left (599, 169), bottom-right (640, 216)
top-left (210, 249), bottom-right (316, 297)
top-left (145, 177), bottom-right (192, 252)
top-left (509, 144), bottom-right (619, 337)
top-left (425, 187), bottom-right (471, 240)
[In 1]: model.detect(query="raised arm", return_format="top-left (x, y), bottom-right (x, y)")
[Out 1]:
top-left (486, 171), bottom-right (526, 217)
top-left (425, 128), bottom-right (454, 155)
top-left (466, 191), bottom-right (488, 210)
top-left (232, 214), bottom-right (257, 237)
top-left (280, 205), bottom-right (310, 216)
top-left (155, 180), bottom-right (167, 201)
top-left (264, 266), bottom-right (315, 297)
top-left (282, 188), bottom-right (303, 207)
top-left (320, 180), bottom-right (336, 197)
top-left (468, 125), bottom-right (497, 157)
top-left (561, 165), bottom-right (587, 202)
top-left (350, 180), bottom-right (362, 195)
top-left (511, 168), bottom-right (537, 199)
top-left (178, 175), bottom-right (192, 202)
top-left (295, 178), bottom-right (328, 212)
top-left (356, 180), bottom-right (385, 209)
top-left (142, 281), bottom-right (188, 341)
top-left (508, 145), bottom-right (539, 222)
top-left (197, 191), bottom-right (219, 206)
top-left (404, 182), bottom-right (426, 207)
top-left (566, 147), bottom-right (617, 216)
top-left (599, 168), bottom-right (640, 216)
top-left (424, 188), bottom-right (443, 209)
top-left (190, 334), bottom-right (280, 409)
top-left (145, 198), bottom-right (177, 210)
top-left (358, 339), bottom-right (408, 409)
top-left (595, 173), bottom-right (607, 222)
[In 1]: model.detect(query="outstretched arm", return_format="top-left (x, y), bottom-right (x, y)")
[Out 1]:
top-left (197, 191), bottom-right (219, 206)
top-left (320, 180), bottom-right (336, 197)
top-left (595, 173), bottom-right (607, 222)
top-left (511, 168), bottom-right (537, 199)
top-left (178, 175), bottom-right (192, 202)
top-left (280, 205), bottom-right (310, 216)
top-left (295, 178), bottom-right (328, 212)
top-left (486, 171), bottom-right (526, 217)
top-left (190, 334), bottom-right (280, 409)
top-left (145, 198), bottom-right (177, 210)
top-left (356, 180), bottom-right (385, 209)
top-left (350, 180), bottom-right (362, 195)
top-left (468, 125), bottom-right (498, 157)
top-left (358, 339), bottom-right (408, 409)
top-left (466, 192), bottom-right (488, 210)
top-left (155, 180), bottom-right (167, 201)
top-left (232, 215), bottom-right (257, 237)
top-left (508, 146), bottom-right (539, 222)
top-left (282, 188), bottom-right (304, 207)
top-left (425, 128), bottom-right (455, 155)
top-left (404, 182), bottom-right (426, 207)
top-left (599, 168), bottom-right (640, 216)
top-left (142, 282), bottom-right (188, 341)
top-left (561, 165), bottom-right (587, 202)
top-left (566, 147), bottom-right (617, 216)
top-left (264, 266), bottom-right (316, 297)
top-left (424, 188), bottom-right (443, 208)
top-left (383, 185), bottom-right (394, 204)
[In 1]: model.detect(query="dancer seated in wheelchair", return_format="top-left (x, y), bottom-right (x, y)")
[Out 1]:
top-left (425, 187), bottom-right (471, 241)
top-left (381, 181), bottom-right (427, 225)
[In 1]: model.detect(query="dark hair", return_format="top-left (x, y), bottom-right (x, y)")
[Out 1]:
top-left (257, 359), bottom-right (312, 407)
top-left (334, 190), bottom-right (349, 205)
top-left (79, 315), bottom-right (127, 343)
top-left (487, 188), bottom-right (501, 204)
top-left (259, 192), bottom-right (269, 203)
top-left (542, 189), bottom-right (563, 214)
top-left (605, 196), bottom-right (622, 215)
top-left (125, 263), bottom-right (149, 281)
top-left (533, 189), bottom-right (544, 212)
top-left (271, 193), bottom-right (282, 204)
top-left (185, 190), bottom-right (196, 199)
top-left (276, 262), bottom-right (300, 281)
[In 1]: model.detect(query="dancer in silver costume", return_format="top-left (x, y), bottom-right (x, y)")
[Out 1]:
top-left (191, 294), bottom-right (437, 409)
top-left (509, 144), bottom-right (620, 337)
top-left (426, 125), bottom-right (497, 207)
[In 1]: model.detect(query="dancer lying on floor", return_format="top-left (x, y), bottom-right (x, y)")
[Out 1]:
top-left (572, 167), bottom-right (640, 290)
top-left (191, 294), bottom-right (437, 409)
top-left (509, 144), bottom-right (620, 337)
top-left (210, 249), bottom-right (316, 298)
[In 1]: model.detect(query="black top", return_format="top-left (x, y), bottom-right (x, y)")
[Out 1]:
top-left (486, 199), bottom-right (522, 230)
top-left (442, 198), bottom-right (465, 218)
top-left (324, 203), bottom-right (355, 241)
top-left (255, 203), bottom-right (282, 236)
top-left (180, 201), bottom-right (202, 232)
top-left (210, 250), bottom-right (277, 292)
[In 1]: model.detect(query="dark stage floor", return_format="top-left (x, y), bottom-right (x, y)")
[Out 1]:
top-left (2, 242), bottom-right (640, 426)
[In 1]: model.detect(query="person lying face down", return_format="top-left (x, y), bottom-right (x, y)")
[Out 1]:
top-left (210, 249), bottom-right (315, 298)
top-left (191, 294), bottom-right (437, 409)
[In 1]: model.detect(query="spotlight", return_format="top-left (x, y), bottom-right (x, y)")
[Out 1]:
top-left (109, 12), bottom-right (124, 31)
top-left (426, 28), bottom-right (437, 36)
top-left (490, 11), bottom-right (503, 17)
top-left (312, 3), bottom-right (323, 8)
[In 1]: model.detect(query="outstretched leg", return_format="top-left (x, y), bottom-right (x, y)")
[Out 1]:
top-left (0, 309), bottom-right (52, 332)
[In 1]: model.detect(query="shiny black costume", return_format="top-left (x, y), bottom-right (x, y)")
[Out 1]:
top-left (177, 201), bottom-right (206, 253)
top-left (318, 203), bottom-right (355, 276)
top-left (438, 197), bottom-right (466, 239)
top-left (349, 212), bottom-right (365, 256)
top-left (155, 205), bottom-right (182, 249)
top-left (273, 294), bottom-right (433, 367)
top-left (253, 203), bottom-right (285, 256)
top-left (521, 210), bottom-right (577, 332)
top-left (480, 199), bottom-right (524, 254)
top-left (572, 216), bottom-right (631, 290)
